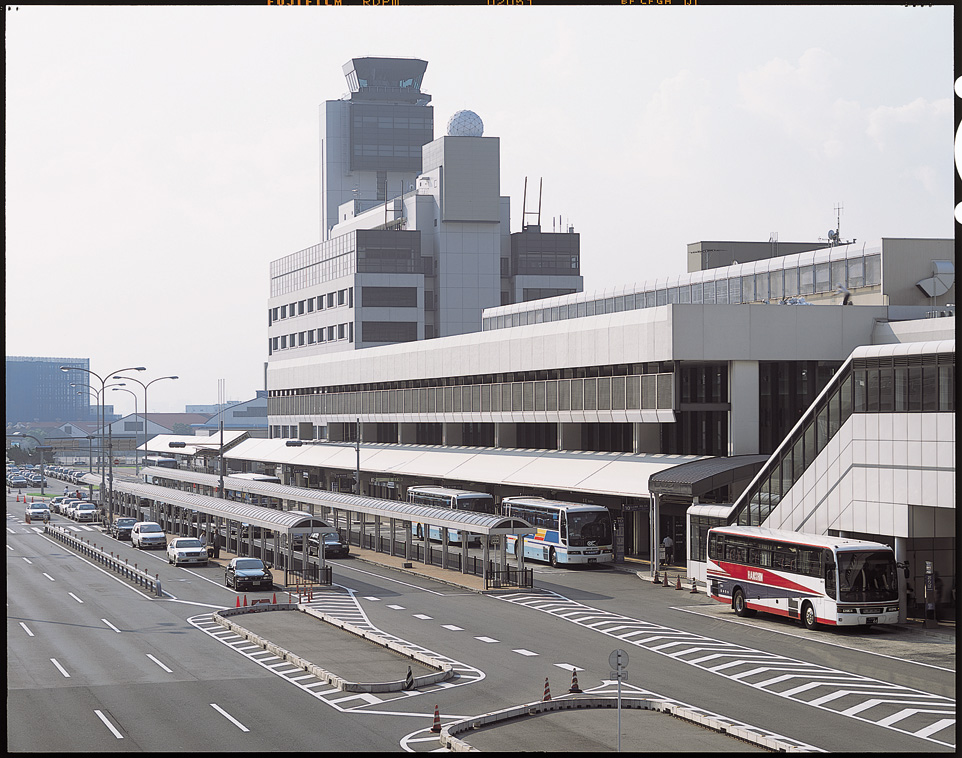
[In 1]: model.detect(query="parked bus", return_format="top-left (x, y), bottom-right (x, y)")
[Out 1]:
top-left (225, 472), bottom-right (282, 505)
top-left (143, 456), bottom-right (178, 469)
top-left (704, 525), bottom-right (900, 630)
top-left (407, 486), bottom-right (496, 544)
top-left (501, 497), bottom-right (614, 567)
top-left (229, 473), bottom-right (281, 484)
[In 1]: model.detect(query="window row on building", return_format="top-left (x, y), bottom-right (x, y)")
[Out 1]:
top-left (484, 250), bottom-right (882, 331)
top-left (268, 372), bottom-right (676, 419)
top-left (268, 323), bottom-right (354, 355)
top-left (269, 287), bottom-right (354, 326)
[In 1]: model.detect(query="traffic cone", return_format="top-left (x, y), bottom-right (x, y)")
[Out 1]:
top-left (243, 595), bottom-right (248, 607)
top-left (542, 677), bottom-right (551, 701)
top-left (568, 669), bottom-right (582, 694)
top-left (272, 592), bottom-right (277, 604)
top-left (690, 577), bottom-right (698, 594)
top-left (403, 666), bottom-right (415, 691)
top-left (430, 704), bottom-right (442, 733)
top-left (662, 572), bottom-right (669, 587)
top-left (236, 596), bottom-right (241, 607)
top-left (675, 575), bottom-right (682, 590)
top-left (25, 513), bottom-right (31, 524)
top-left (652, 569), bottom-right (660, 584)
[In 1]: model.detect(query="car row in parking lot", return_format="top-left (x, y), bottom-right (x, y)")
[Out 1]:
top-left (47, 466), bottom-right (88, 485)
top-left (7, 466), bottom-right (45, 488)
top-left (48, 496), bottom-right (98, 521)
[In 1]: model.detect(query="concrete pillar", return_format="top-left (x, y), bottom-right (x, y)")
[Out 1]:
top-left (729, 360), bottom-right (760, 455)
top-left (895, 536), bottom-right (908, 624)
top-left (558, 423), bottom-right (581, 451)
top-left (633, 423), bottom-right (661, 454)
top-left (442, 423), bottom-right (463, 446)
top-left (650, 492), bottom-right (660, 578)
top-left (494, 423), bottom-right (517, 448)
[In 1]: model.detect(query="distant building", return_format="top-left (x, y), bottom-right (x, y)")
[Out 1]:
top-left (5, 356), bottom-right (93, 423)
top-left (191, 391), bottom-right (269, 438)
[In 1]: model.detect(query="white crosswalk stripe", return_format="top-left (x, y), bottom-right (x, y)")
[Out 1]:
top-left (497, 590), bottom-right (955, 748)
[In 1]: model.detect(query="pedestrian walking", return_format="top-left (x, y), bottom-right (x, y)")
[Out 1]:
top-left (662, 535), bottom-right (674, 566)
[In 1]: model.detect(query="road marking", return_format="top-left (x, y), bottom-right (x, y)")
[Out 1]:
top-left (363, 596), bottom-right (380, 601)
top-left (68, 592), bottom-right (84, 603)
top-left (413, 613), bottom-right (433, 619)
top-left (22, 557), bottom-right (32, 564)
top-left (50, 658), bottom-right (70, 677)
top-left (513, 648), bottom-right (539, 656)
top-left (42, 572), bottom-right (55, 581)
top-left (387, 604), bottom-right (406, 610)
top-left (102, 618), bottom-right (122, 633)
top-left (94, 709), bottom-right (124, 739)
top-left (146, 654), bottom-right (172, 672)
top-left (441, 624), bottom-right (464, 631)
top-left (19, 622), bottom-right (34, 637)
top-left (475, 636), bottom-right (499, 643)
top-left (210, 703), bottom-right (249, 732)
top-left (554, 663), bottom-right (584, 672)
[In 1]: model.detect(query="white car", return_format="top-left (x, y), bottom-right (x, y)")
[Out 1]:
top-left (24, 503), bottom-right (51, 522)
top-left (72, 502), bottom-right (99, 523)
top-left (167, 537), bottom-right (208, 566)
top-left (131, 522), bottom-right (167, 550)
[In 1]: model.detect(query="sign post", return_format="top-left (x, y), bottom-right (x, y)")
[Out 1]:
top-left (609, 649), bottom-right (629, 752)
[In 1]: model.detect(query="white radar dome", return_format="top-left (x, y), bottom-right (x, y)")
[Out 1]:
top-left (446, 110), bottom-right (484, 137)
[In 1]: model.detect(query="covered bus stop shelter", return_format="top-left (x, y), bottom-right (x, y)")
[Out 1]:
top-left (137, 466), bottom-right (536, 589)
top-left (107, 478), bottom-right (336, 585)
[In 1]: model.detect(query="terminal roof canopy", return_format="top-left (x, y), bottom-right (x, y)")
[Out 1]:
top-left (647, 454), bottom-right (770, 498)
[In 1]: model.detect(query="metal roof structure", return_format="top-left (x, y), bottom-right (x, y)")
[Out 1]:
top-left (210, 439), bottom-right (706, 500)
top-left (111, 477), bottom-right (333, 535)
top-left (141, 467), bottom-right (533, 537)
top-left (143, 431), bottom-right (249, 457)
top-left (647, 454), bottom-right (770, 498)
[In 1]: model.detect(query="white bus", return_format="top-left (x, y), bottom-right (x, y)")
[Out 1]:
top-left (226, 472), bottom-right (281, 505)
top-left (143, 456), bottom-right (178, 469)
top-left (407, 486), bottom-right (496, 544)
top-left (501, 497), bottom-right (614, 567)
top-left (229, 473), bottom-right (282, 484)
top-left (704, 525), bottom-right (900, 630)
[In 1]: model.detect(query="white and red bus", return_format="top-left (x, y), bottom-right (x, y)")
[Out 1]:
top-left (705, 525), bottom-right (900, 630)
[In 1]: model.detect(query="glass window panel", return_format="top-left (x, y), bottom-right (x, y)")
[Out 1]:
top-left (799, 265), bottom-right (814, 295)
top-left (667, 288), bottom-right (678, 304)
top-left (755, 274), bottom-right (769, 301)
top-left (741, 275), bottom-right (754, 302)
top-left (784, 267), bottom-right (799, 297)
top-left (646, 291), bottom-right (657, 307)
top-left (908, 367), bottom-right (922, 411)
top-left (922, 366), bottom-right (938, 411)
top-left (656, 289), bottom-right (668, 306)
top-left (831, 260), bottom-right (847, 291)
top-left (865, 254), bottom-right (881, 286)
top-left (729, 277), bottom-right (741, 304)
top-left (815, 262), bottom-right (831, 292)
top-left (849, 257), bottom-right (865, 288)
top-left (939, 365), bottom-right (954, 411)
top-left (879, 368), bottom-right (894, 412)
top-left (770, 270), bottom-right (783, 299)
top-left (679, 285), bottom-right (691, 303)
top-left (703, 280), bottom-right (715, 304)
top-left (583, 378), bottom-right (597, 410)
top-left (866, 369), bottom-right (879, 412)
top-left (894, 367), bottom-right (908, 411)
top-left (716, 280), bottom-right (729, 304)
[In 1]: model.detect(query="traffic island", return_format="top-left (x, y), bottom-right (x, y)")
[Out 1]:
top-left (213, 602), bottom-right (453, 692)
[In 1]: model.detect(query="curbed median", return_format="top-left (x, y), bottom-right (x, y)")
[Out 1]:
top-left (213, 602), bottom-right (454, 692)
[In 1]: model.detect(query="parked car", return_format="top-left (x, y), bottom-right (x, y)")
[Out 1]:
top-left (131, 522), bottom-right (167, 549)
top-left (25, 503), bottom-right (51, 523)
top-left (8, 476), bottom-right (28, 488)
top-left (72, 502), bottom-right (99, 523)
top-left (167, 537), bottom-right (208, 566)
top-left (308, 531), bottom-right (350, 558)
top-left (110, 516), bottom-right (137, 540)
top-left (60, 499), bottom-right (82, 517)
top-left (225, 557), bottom-right (272, 591)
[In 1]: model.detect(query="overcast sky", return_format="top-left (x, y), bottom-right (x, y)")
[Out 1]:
top-left (6, 4), bottom-right (954, 415)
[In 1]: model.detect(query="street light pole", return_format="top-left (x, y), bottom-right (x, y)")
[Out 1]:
top-left (113, 375), bottom-right (178, 479)
top-left (111, 386), bottom-right (140, 474)
top-left (61, 365), bottom-right (146, 525)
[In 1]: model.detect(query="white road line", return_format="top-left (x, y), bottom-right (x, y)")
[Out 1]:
top-left (210, 703), bottom-right (249, 732)
top-left (50, 658), bottom-right (70, 677)
top-left (102, 618), bottom-right (122, 633)
top-left (42, 572), bottom-right (55, 581)
top-left (146, 654), bottom-right (172, 672)
top-left (6, 528), bottom-right (16, 535)
top-left (513, 649), bottom-right (538, 656)
top-left (19, 622), bottom-right (34, 637)
top-left (441, 624), bottom-right (464, 631)
top-left (475, 636), bottom-right (499, 643)
top-left (22, 557), bottom-right (32, 564)
top-left (554, 663), bottom-right (584, 672)
top-left (68, 592), bottom-right (84, 603)
top-left (94, 709), bottom-right (124, 739)
top-left (413, 614), bottom-right (433, 619)
top-left (387, 604), bottom-right (405, 610)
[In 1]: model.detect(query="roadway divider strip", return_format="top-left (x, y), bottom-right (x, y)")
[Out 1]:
top-left (43, 524), bottom-right (163, 597)
top-left (438, 697), bottom-right (811, 753)
top-left (213, 603), bottom-right (454, 692)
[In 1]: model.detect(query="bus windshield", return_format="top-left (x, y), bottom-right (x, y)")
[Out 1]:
top-left (458, 496), bottom-right (495, 514)
top-left (836, 551), bottom-right (898, 603)
top-left (566, 510), bottom-right (612, 547)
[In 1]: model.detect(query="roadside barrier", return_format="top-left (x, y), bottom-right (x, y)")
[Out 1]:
top-left (43, 524), bottom-right (163, 597)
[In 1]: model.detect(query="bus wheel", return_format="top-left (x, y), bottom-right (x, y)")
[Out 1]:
top-left (802, 602), bottom-right (819, 630)
top-left (733, 589), bottom-right (755, 618)
top-left (549, 548), bottom-right (558, 568)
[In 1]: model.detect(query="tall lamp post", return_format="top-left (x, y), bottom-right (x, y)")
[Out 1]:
top-left (113, 375), bottom-right (178, 474)
top-left (61, 365), bottom-right (146, 524)
top-left (111, 386), bottom-right (141, 474)
top-left (73, 382), bottom-right (126, 482)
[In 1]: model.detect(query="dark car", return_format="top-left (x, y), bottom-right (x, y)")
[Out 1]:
top-left (225, 558), bottom-right (273, 591)
top-left (110, 516), bottom-right (137, 540)
top-left (308, 531), bottom-right (350, 558)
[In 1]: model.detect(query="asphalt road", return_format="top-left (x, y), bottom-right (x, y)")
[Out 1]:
top-left (6, 490), bottom-right (956, 752)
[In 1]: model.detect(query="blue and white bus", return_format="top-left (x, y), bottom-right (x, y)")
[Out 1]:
top-left (502, 497), bottom-right (614, 567)
top-left (143, 456), bottom-right (179, 469)
top-left (407, 486), bottom-right (496, 544)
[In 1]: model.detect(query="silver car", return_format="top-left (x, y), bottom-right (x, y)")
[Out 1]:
top-left (167, 537), bottom-right (208, 566)
top-left (131, 522), bottom-right (166, 550)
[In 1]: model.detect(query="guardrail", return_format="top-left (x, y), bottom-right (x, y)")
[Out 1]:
top-left (44, 524), bottom-right (163, 597)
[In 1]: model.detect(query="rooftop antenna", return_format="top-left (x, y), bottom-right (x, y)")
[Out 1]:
top-left (820, 203), bottom-right (855, 247)
top-left (522, 176), bottom-right (542, 231)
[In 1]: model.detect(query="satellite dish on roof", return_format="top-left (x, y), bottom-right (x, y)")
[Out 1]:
top-left (828, 229), bottom-right (837, 240)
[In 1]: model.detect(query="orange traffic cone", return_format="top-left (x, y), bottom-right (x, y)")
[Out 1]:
top-left (236, 596), bottom-right (241, 607)
top-left (675, 575), bottom-right (682, 590)
top-left (272, 592), bottom-right (277, 604)
top-left (662, 572), bottom-right (669, 587)
top-left (243, 595), bottom-right (248, 607)
top-left (430, 704), bottom-right (442, 733)
top-left (568, 669), bottom-right (582, 694)
top-left (543, 677), bottom-right (551, 701)
top-left (652, 569), bottom-right (660, 584)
